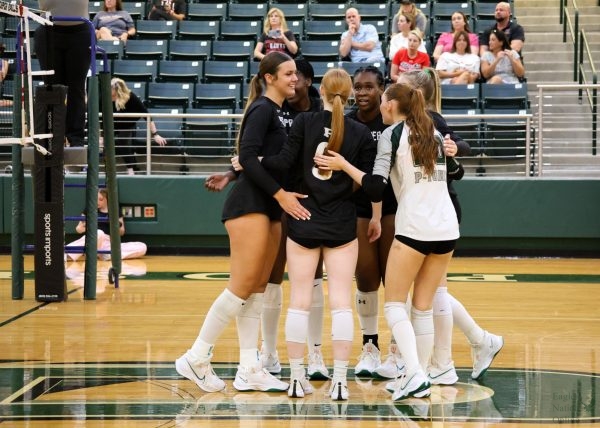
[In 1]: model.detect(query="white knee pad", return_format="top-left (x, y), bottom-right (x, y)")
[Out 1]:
top-left (411, 307), bottom-right (434, 336)
top-left (263, 283), bottom-right (282, 309)
top-left (384, 302), bottom-right (409, 330)
top-left (285, 309), bottom-right (309, 344)
top-left (331, 309), bottom-right (354, 341)
top-left (433, 287), bottom-right (452, 316)
top-left (356, 290), bottom-right (378, 317)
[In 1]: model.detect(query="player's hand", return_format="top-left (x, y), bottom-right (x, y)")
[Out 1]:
top-left (205, 174), bottom-right (230, 192)
top-left (367, 218), bottom-right (381, 242)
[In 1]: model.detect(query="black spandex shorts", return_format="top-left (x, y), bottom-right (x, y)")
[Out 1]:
top-left (395, 235), bottom-right (456, 256)
top-left (290, 236), bottom-right (355, 250)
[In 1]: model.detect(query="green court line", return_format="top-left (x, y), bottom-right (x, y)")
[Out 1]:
top-left (4, 271), bottom-right (600, 283)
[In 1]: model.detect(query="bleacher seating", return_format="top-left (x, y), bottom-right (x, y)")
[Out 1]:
top-left (169, 40), bottom-right (211, 61)
top-left (219, 20), bottom-right (262, 41)
top-left (147, 82), bottom-right (194, 109)
top-left (203, 60), bottom-right (249, 84)
top-left (187, 3), bottom-right (228, 21)
top-left (227, 3), bottom-right (268, 20)
top-left (91, 0), bottom-right (531, 161)
top-left (113, 59), bottom-right (158, 82)
top-left (194, 83), bottom-right (242, 110)
top-left (177, 21), bottom-right (220, 41)
top-left (96, 40), bottom-right (124, 60)
top-left (135, 20), bottom-right (177, 40)
top-left (481, 83), bottom-right (529, 111)
top-left (124, 39), bottom-right (168, 60)
top-left (211, 40), bottom-right (254, 61)
top-left (441, 84), bottom-right (480, 111)
top-left (157, 60), bottom-right (203, 83)
top-left (274, 4), bottom-right (308, 21)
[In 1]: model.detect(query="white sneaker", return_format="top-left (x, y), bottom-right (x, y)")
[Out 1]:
top-left (307, 350), bottom-right (329, 380)
top-left (175, 354), bottom-right (226, 393)
top-left (329, 379), bottom-right (349, 401)
top-left (373, 343), bottom-right (405, 379)
top-left (389, 370), bottom-right (431, 401)
top-left (259, 350), bottom-right (282, 374)
top-left (288, 376), bottom-right (314, 398)
top-left (427, 361), bottom-right (458, 385)
top-left (471, 331), bottom-right (504, 379)
top-left (354, 339), bottom-right (381, 377)
top-left (233, 364), bottom-right (288, 392)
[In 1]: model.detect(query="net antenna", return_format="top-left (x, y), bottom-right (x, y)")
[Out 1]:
top-left (0, 1), bottom-right (54, 155)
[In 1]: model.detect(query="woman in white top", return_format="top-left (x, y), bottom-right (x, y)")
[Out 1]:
top-left (388, 13), bottom-right (428, 60)
top-left (314, 83), bottom-right (460, 401)
top-left (480, 29), bottom-right (525, 84)
top-left (432, 11), bottom-right (479, 64)
top-left (436, 31), bottom-right (480, 84)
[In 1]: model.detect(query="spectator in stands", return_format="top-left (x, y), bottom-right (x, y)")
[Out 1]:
top-left (479, 2), bottom-right (525, 56)
top-left (148, 0), bottom-right (186, 21)
top-left (0, 44), bottom-right (13, 107)
top-left (390, 30), bottom-right (430, 82)
top-left (432, 11), bottom-right (479, 64)
top-left (92, 0), bottom-right (136, 43)
top-left (436, 31), bottom-right (481, 84)
top-left (35, 0), bottom-right (91, 147)
top-left (254, 8), bottom-right (299, 61)
top-left (339, 7), bottom-right (385, 64)
top-left (110, 78), bottom-right (167, 175)
top-left (480, 29), bottom-right (525, 84)
top-left (388, 13), bottom-right (427, 60)
top-left (391, 0), bottom-right (427, 36)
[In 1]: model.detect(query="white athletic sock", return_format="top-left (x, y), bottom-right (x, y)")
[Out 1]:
top-left (356, 290), bottom-right (379, 336)
top-left (385, 302), bottom-right (420, 375)
top-left (237, 293), bottom-right (264, 360)
top-left (289, 357), bottom-right (304, 379)
top-left (412, 307), bottom-right (434, 372)
top-left (192, 288), bottom-right (245, 361)
top-left (433, 286), bottom-right (453, 367)
top-left (449, 293), bottom-right (485, 345)
top-left (308, 278), bottom-right (324, 351)
top-left (261, 282), bottom-right (282, 354)
top-left (332, 359), bottom-right (348, 382)
top-left (239, 348), bottom-right (259, 368)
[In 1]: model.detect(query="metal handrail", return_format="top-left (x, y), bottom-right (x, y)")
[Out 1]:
top-left (537, 83), bottom-right (600, 175)
top-left (577, 30), bottom-right (598, 155)
top-left (561, 0), bottom-right (579, 81)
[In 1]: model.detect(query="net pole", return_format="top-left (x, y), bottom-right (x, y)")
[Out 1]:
top-left (83, 72), bottom-right (99, 300)
top-left (99, 71), bottom-right (121, 277)
top-left (11, 72), bottom-right (24, 299)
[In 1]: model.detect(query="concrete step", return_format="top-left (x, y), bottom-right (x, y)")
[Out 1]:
top-left (524, 51), bottom-right (574, 62)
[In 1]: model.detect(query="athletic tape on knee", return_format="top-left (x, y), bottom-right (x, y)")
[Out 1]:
top-left (384, 302), bottom-right (409, 330)
top-left (263, 283), bottom-right (282, 309)
top-left (356, 290), bottom-right (379, 317)
top-left (331, 309), bottom-right (354, 342)
top-left (411, 307), bottom-right (434, 336)
top-left (433, 287), bottom-right (452, 316)
top-left (285, 308), bottom-right (309, 344)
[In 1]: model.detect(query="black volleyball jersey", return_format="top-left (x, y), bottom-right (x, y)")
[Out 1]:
top-left (222, 96), bottom-right (288, 221)
top-left (262, 110), bottom-right (375, 241)
top-left (346, 108), bottom-right (398, 218)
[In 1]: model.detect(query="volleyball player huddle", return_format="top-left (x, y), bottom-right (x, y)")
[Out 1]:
top-left (176, 52), bottom-right (503, 402)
